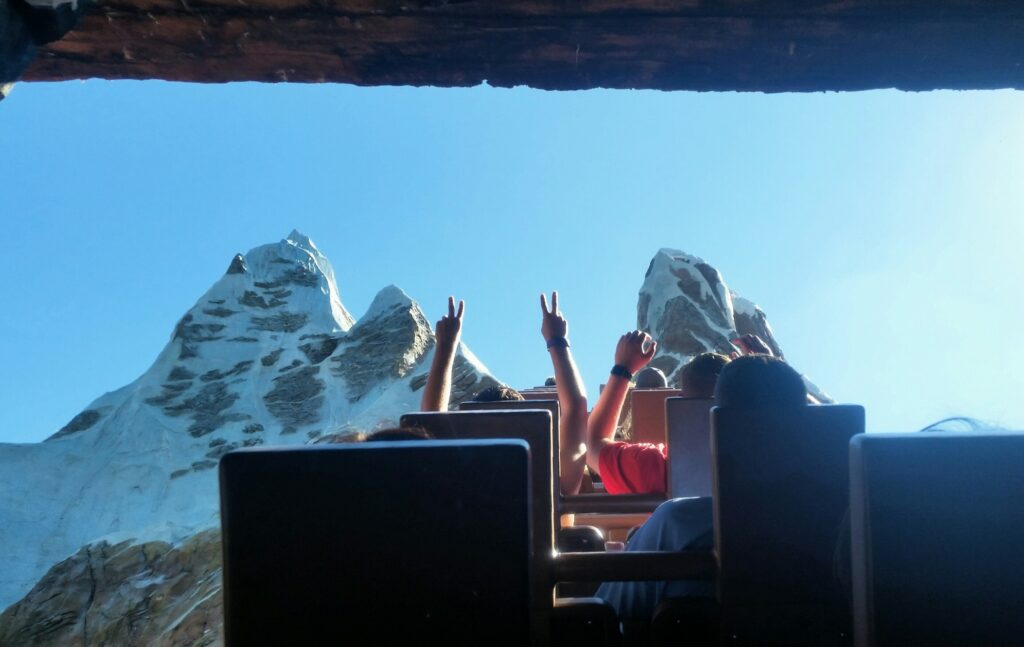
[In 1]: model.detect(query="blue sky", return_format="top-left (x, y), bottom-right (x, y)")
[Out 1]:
top-left (1, 81), bottom-right (1022, 443)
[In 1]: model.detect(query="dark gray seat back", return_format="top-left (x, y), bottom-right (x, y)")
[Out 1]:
top-left (850, 431), bottom-right (1024, 646)
top-left (712, 404), bottom-right (865, 644)
top-left (665, 397), bottom-right (715, 498)
top-left (459, 399), bottom-right (560, 490)
top-left (400, 409), bottom-right (555, 625)
top-left (220, 440), bottom-right (537, 646)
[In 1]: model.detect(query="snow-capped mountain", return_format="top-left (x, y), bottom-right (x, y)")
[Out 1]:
top-left (0, 231), bottom-right (499, 615)
top-left (0, 241), bottom-right (830, 645)
top-left (638, 248), bottom-right (830, 401)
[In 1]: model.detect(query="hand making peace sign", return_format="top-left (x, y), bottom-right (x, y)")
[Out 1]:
top-left (540, 291), bottom-right (568, 344)
top-left (434, 295), bottom-right (464, 351)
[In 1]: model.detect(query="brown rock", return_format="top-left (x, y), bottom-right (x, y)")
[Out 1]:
top-left (0, 530), bottom-right (224, 647)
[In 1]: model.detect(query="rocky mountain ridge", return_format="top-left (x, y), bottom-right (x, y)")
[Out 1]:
top-left (0, 238), bottom-right (826, 646)
top-left (0, 231), bottom-right (499, 618)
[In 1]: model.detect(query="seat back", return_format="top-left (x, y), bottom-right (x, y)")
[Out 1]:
top-left (665, 397), bottom-right (715, 498)
top-left (459, 399), bottom-right (560, 489)
top-left (712, 404), bottom-right (865, 644)
top-left (520, 387), bottom-right (560, 401)
top-left (850, 431), bottom-right (1024, 647)
top-left (220, 440), bottom-right (539, 646)
top-left (400, 410), bottom-right (555, 612)
top-left (630, 389), bottom-right (684, 446)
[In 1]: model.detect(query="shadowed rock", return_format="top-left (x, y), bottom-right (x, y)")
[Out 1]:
top-left (199, 361), bottom-right (254, 383)
top-left (0, 531), bottom-right (223, 647)
top-left (277, 359), bottom-right (302, 373)
top-left (167, 367), bottom-right (196, 382)
top-left (263, 366), bottom-right (324, 432)
top-left (49, 409), bottom-right (102, 440)
top-left (144, 381), bottom-right (192, 406)
top-left (226, 254), bottom-right (247, 275)
top-left (331, 287), bottom-right (431, 403)
top-left (172, 314), bottom-right (226, 360)
top-left (299, 337), bottom-right (340, 364)
top-left (237, 291), bottom-right (285, 310)
top-left (163, 382), bottom-right (244, 438)
top-left (202, 307), bottom-right (236, 318)
top-left (449, 354), bottom-right (502, 406)
top-left (259, 349), bottom-right (283, 367)
top-left (250, 311), bottom-right (308, 333)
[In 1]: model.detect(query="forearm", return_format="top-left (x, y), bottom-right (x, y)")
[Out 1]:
top-left (548, 346), bottom-right (587, 411)
top-left (586, 375), bottom-right (630, 474)
top-left (420, 343), bottom-right (457, 411)
top-left (548, 346), bottom-right (588, 495)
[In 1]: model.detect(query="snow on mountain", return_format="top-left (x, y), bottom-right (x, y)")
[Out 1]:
top-left (638, 248), bottom-right (831, 401)
top-left (0, 241), bottom-right (834, 641)
top-left (0, 232), bottom-right (499, 612)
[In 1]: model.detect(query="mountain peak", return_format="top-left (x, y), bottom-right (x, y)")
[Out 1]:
top-left (285, 229), bottom-right (318, 254)
top-left (360, 285), bottom-right (416, 322)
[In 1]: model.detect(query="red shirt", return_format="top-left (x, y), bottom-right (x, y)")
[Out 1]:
top-left (598, 441), bottom-right (667, 494)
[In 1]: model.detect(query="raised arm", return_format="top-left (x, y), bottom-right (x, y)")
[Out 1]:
top-left (420, 296), bottom-right (464, 412)
top-left (585, 331), bottom-right (657, 476)
top-left (541, 291), bottom-right (588, 496)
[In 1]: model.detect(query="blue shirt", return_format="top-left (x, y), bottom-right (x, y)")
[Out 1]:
top-left (595, 496), bottom-right (715, 622)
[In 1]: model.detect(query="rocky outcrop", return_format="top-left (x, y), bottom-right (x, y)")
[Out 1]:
top-left (0, 530), bottom-right (223, 647)
top-left (0, 231), bottom-right (500, 615)
top-left (331, 286), bottom-right (433, 403)
top-left (263, 365), bottom-right (325, 434)
top-left (49, 408), bottom-right (102, 440)
top-left (638, 248), bottom-right (830, 401)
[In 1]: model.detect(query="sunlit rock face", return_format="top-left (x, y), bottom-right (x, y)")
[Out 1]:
top-left (638, 248), bottom-right (830, 401)
top-left (0, 529), bottom-right (223, 647)
top-left (0, 232), bottom-right (499, 622)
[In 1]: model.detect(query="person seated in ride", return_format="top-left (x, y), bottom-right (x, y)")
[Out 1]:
top-left (418, 293), bottom-right (589, 495)
top-left (470, 384), bottom-right (525, 402)
top-left (586, 334), bottom-right (729, 494)
top-left (595, 354), bottom-right (810, 625)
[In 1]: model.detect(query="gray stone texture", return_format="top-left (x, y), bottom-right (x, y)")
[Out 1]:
top-left (49, 409), bottom-right (102, 440)
top-left (263, 365), bottom-right (324, 433)
top-left (172, 314), bottom-right (226, 360)
top-left (0, 531), bottom-right (223, 647)
top-left (163, 382), bottom-right (245, 438)
top-left (249, 311), bottom-right (307, 333)
top-left (331, 301), bottom-right (431, 403)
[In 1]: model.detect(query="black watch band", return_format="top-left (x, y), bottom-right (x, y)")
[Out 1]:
top-left (546, 337), bottom-right (569, 349)
top-left (610, 364), bottom-right (633, 381)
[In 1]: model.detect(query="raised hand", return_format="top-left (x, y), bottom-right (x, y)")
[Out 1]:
top-left (435, 295), bottom-right (464, 351)
top-left (421, 295), bottom-right (464, 413)
top-left (614, 330), bottom-right (658, 375)
top-left (540, 291), bottom-right (568, 343)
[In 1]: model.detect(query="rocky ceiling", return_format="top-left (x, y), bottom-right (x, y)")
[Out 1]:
top-left (9, 1), bottom-right (1024, 92)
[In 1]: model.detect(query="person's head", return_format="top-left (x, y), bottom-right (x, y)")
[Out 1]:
top-left (634, 366), bottom-right (668, 389)
top-left (471, 385), bottom-right (525, 403)
top-left (714, 355), bottom-right (806, 409)
top-left (544, 376), bottom-right (557, 387)
top-left (679, 352), bottom-right (731, 398)
top-left (365, 426), bottom-right (434, 442)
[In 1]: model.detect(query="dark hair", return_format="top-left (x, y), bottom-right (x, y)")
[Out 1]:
top-left (471, 385), bottom-right (525, 402)
top-left (544, 376), bottom-right (557, 387)
top-left (365, 426), bottom-right (434, 442)
top-left (714, 355), bottom-right (806, 409)
top-left (635, 366), bottom-right (668, 389)
top-left (679, 352), bottom-right (731, 398)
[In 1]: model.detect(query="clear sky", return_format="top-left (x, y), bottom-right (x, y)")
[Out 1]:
top-left (1, 81), bottom-right (1021, 443)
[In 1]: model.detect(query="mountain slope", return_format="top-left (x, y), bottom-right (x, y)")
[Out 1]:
top-left (0, 232), bottom-right (498, 612)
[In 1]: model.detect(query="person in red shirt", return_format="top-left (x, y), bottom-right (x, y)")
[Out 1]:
top-left (586, 335), bottom-right (731, 494)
